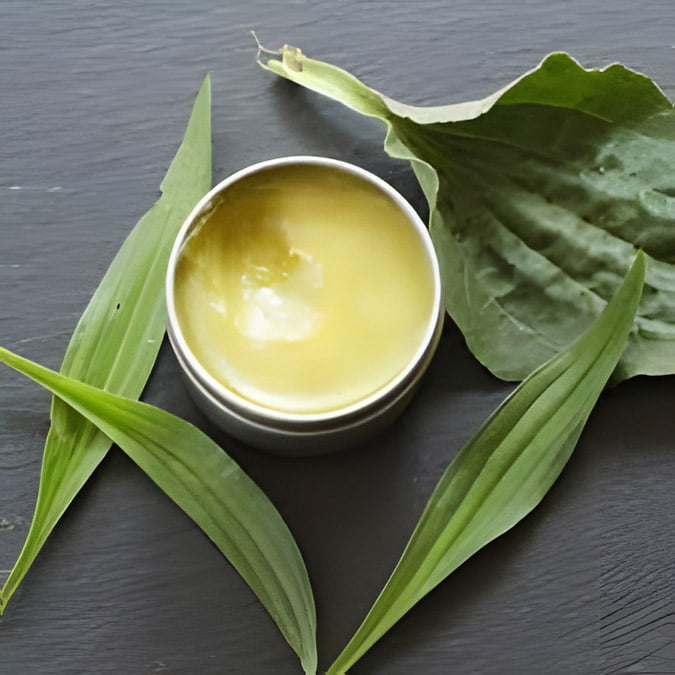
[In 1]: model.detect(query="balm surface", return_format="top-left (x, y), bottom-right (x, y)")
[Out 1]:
top-left (174, 164), bottom-right (436, 414)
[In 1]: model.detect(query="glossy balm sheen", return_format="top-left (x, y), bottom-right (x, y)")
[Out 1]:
top-left (167, 157), bottom-right (443, 454)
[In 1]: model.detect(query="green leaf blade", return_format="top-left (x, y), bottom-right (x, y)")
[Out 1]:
top-left (326, 253), bottom-right (644, 674)
top-left (1, 75), bottom-right (212, 612)
top-left (261, 47), bottom-right (675, 382)
top-left (257, 43), bottom-right (389, 121)
top-left (0, 348), bottom-right (318, 675)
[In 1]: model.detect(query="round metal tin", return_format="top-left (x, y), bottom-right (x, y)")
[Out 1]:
top-left (166, 156), bottom-right (444, 456)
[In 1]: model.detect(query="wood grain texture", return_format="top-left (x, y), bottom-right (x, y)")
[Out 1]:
top-left (1, 1), bottom-right (674, 673)
top-left (595, 381), bottom-right (675, 675)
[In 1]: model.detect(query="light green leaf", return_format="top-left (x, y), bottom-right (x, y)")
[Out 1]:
top-left (0, 348), bottom-right (317, 675)
top-left (326, 251), bottom-right (645, 673)
top-left (260, 46), bottom-right (675, 382)
top-left (1, 76), bottom-right (212, 611)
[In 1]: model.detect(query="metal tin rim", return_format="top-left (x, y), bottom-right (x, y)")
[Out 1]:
top-left (165, 155), bottom-right (443, 428)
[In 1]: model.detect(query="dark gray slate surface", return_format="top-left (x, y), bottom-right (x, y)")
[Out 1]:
top-left (1, 2), bottom-right (673, 673)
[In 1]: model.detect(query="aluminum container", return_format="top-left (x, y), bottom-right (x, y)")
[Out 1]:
top-left (166, 156), bottom-right (444, 456)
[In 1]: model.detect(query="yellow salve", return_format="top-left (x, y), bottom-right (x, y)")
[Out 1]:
top-left (174, 164), bottom-right (436, 415)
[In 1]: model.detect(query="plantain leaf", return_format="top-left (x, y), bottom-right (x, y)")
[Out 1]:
top-left (0, 348), bottom-right (318, 674)
top-left (325, 251), bottom-right (645, 673)
top-left (1, 76), bottom-right (212, 611)
top-left (260, 46), bottom-right (675, 382)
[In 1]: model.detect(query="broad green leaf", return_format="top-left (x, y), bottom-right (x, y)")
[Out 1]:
top-left (0, 347), bottom-right (318, 675)
top-left (1, 76), bottom-right (211, 612)
top-left (260, 46), bottom-right (675, 382)
top-left (326, 252), bottom-right (644, 674)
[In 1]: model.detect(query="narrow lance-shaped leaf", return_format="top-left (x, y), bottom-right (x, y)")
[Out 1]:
top-left (1, 76), bottom-right (212, 611)
top-left (326, 252), bottom-right (645, 674)
top-left (260, 46), bottom-right (675, 383)
top-left (0, 347), bottom-right (318, 675)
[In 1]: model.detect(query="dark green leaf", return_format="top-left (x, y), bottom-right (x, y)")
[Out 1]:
top-left (260, 46), bottom-right (675, 382)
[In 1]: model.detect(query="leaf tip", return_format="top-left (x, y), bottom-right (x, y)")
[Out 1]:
top-left (254, 33), bottom-right (305, 75)
top-left (628, 248), bottom-right (647, 285)
top-left (253, 30), bottom-right (278, 69)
